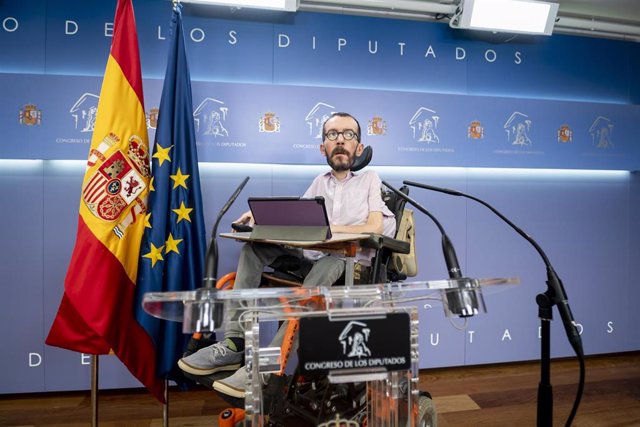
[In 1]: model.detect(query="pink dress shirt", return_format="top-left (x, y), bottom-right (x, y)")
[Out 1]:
top-left (303, 170), bottom-right (396, 263)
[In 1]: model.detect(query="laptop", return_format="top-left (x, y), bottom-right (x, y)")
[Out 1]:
top-left (247, 196), bottom-right (332, 241)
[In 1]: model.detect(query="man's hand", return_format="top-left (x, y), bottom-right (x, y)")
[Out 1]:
top-left (231, 210), bottom-right (254, 232)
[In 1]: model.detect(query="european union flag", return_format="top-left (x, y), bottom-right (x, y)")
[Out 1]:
top-left (134, 5), bottom-right (206, 380)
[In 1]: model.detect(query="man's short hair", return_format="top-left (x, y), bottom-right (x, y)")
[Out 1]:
top-left (322, 112), bottom-right (361, 142)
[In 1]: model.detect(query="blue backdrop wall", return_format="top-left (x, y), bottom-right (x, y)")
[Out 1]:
top-left (0, 0), bottom-right (639, 394)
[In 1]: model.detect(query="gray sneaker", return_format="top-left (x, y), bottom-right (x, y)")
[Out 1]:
top-left (213, 366), bottom-right (270, 399)
top-left (213, 366), bottom-right (248, 398)
top-left (177, 341), bottom-right (242, 376)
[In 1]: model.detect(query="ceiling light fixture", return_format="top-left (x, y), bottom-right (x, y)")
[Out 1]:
top-left (179, 0), bottom-right (299, 12)
top-left (451, 0), bottom-right (559, 35)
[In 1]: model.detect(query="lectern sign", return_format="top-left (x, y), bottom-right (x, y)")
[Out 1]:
top-left (299, 313), bottom-right (411, 374)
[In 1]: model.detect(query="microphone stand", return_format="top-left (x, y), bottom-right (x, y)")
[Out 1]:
top-left (382, 181), bottom-right (482, 318)
top-left (202, 176), bottom-right (250, 289)
top-left (185, 177), bottom-right (250, 353)
top-left (404, 180), bottom-right (584, 427)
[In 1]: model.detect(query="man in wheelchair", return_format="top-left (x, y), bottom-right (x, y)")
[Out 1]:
top-left (177, 112), bottom-right (396, 400)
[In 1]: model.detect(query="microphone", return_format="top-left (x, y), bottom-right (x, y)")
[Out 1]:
top-left (382, 180), bottom-right (461, 279)
top-left (382, 181), bottom-right (480, 317)
top-left (403, 180), bottom-right (583, 355)
top-left (202, 176), bottom-right (250, 288)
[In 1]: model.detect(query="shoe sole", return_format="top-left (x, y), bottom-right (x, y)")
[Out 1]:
top-left (213, 380), bottom-right (246, 399)
top-left (177, 359), bottom-right (241, 376)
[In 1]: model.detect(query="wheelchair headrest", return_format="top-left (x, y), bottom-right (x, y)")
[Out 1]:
top-left (351, 145), bottom-right (373, 172)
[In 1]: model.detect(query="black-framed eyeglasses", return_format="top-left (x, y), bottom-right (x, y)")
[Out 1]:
top-left (324, 129), bottom-right (359, 141)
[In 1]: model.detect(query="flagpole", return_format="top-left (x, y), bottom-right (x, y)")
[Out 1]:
top-left (163, 379), bottom-right (169, 427)
top-left (91, 355), bottom-right (99, 427)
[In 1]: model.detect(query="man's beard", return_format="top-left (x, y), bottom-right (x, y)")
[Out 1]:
top-left (326, 147), bottom-right (354, 172)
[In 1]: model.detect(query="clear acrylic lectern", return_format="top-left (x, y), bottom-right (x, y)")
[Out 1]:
top-left (143, 278), bottom-right (517, 426)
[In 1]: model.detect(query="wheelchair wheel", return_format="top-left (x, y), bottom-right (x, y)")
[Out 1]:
top-left (218, 408), bottom-right (245, 427)
top-left (417, 394), bottom-right (437, 427)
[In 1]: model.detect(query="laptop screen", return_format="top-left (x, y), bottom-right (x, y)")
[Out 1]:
top-left (248, 196), bottom-right (331, 238)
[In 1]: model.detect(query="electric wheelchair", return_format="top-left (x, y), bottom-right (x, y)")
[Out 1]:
top-left (182, 146), bottom-right (436, 426)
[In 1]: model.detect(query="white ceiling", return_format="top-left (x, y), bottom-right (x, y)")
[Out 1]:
top-left (298, 0), bottom-right (640, 41)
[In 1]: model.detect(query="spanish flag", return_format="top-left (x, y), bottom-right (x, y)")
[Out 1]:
top-left (46, 0), bottom-right (164, 402)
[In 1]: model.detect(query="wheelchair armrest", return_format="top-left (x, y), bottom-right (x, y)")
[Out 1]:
top-left (359, 233), bottom-right (410, 254)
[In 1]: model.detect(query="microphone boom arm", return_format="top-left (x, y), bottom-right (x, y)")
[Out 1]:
top-left (403, 180), bottom-right (582, 355)
top-left (403, 179), bottom-right (585, 427)
top-left (203, 176), bottom-right (250, 288)
top-left (382, 180), bottom-right (462, 279)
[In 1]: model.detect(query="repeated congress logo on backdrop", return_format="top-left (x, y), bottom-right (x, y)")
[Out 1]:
top-left (4, 73), bottom-right (632, 167)
top-left (62, 88), bottom-right (610, 161)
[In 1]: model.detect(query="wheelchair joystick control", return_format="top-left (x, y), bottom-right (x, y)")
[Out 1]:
top-left (231, 223), bottom-right (253, 233)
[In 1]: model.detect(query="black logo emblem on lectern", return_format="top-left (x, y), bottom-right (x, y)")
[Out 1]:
top-left (299, 313), bottom-right (412, 374)
top-left (339, 321), bottom-right (372, 358)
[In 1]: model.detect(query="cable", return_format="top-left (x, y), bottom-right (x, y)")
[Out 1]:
top-left (565, 351), bottom-right (586, 426)
top-left (448, 4), bottom-right (463, 29)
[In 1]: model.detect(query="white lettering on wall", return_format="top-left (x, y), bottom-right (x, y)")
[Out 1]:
top-left (368, 40), bottom-right (378, 54)
top-left (430, 332), bottom-right (440, 346)
top-left (485, 49), bottom-right (497, 63)
top-left (5, 21), bottom-right (528, 66)
top-left (468, 330), bottom-right (475, 343)
top-left (65, 20), bottom-right (78, 35)
top-left (501, 329), bottom-right (512, 341)
top-left (49, 24), bottom-right (526, 65)
top-left (424, 45), bottom-right (436, 58)
top-left (607, 321), bottom-right (614, 333)
top-left (278, 33), bottom-right (290, 48)
top-left (190, 28), bottom-right (205, 43)
top-left (576, 323), bottom-right (584, 335)
top-left (81, 353), bottom-right (92, 365)
top-left (337, 37), bottom-right (347, 51)
top-left (29, 352), bottom-right (42, 367)
top-left (3, 17), bottom-right (18, 32)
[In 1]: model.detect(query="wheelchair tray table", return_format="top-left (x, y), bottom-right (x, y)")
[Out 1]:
top-left (220, 231), bottom-right (371, 286)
